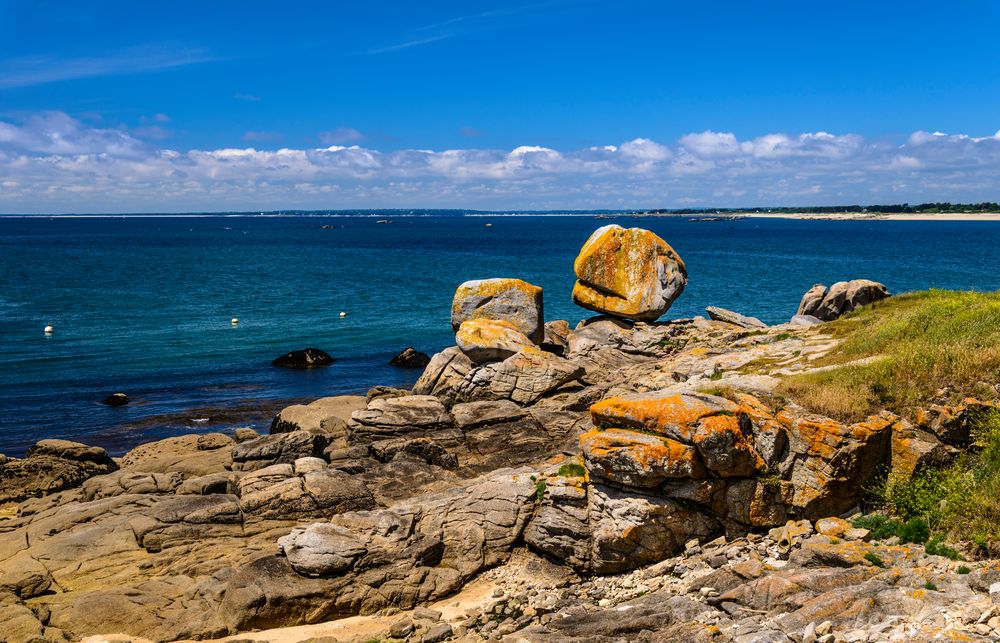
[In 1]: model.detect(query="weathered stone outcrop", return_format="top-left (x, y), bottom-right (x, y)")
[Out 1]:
top-left (705, 305), bottom-right (767, 329)
top-left (224, 470), bottom-right (539, 632)
top-left (119, 432), bottom-right (233, 477)
top-left (572, 225), bottom-right (687, 321)
top-left (348, 395), bottom-right (455, 444)
top-left (453, 346), bottom-right (584, 405)
top-left (0, 439), bottom-right (118, 505)
top-left (230, 430), bottom-right (331, 471)
top-left (797, 279), bottom-right (891, 321)
top-left (916, 397), bottom-right (995, 446)
top-left (456, 318), bottom-right (535, 363)
top-left (451, 278), bottom-right (545, 343)
top-left (270, 395), bottom-right (365, 435)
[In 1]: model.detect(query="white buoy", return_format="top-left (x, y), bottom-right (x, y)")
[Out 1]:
top-left (44, 325), bottom-right (53, 334)
top-left (339, 311), bottom-right (347, 318)
top-left (231, 318), bottom-right (239, 325)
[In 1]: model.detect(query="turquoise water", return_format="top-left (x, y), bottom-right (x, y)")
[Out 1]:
top-left (3, 214), bottom-right (1000, 456)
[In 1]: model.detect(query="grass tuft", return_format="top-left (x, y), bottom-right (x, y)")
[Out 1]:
top-left (557, 462), bottom-right (586, 478)
top-left (864, 551), bottom-right (885, 567)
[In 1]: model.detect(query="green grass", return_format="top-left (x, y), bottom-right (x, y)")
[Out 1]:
top-left (557, 462), bottom-right (586, 478)
top-left (957, 565), bottom-right (971, 574)
top-left (852, 514), bottom-right (930, 544)
top-left (925, 537), bottom-right (961, 560)
top-left (864, 551), bottom-right (885, 567)
top-left (777, 290), bottom-right (1000, 422)
top-left (923, 580), bottom-right (938, 591)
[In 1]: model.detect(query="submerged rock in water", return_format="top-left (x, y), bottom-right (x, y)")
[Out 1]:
top-left (796, 279), bottom-right (890, 321)
top-left (572, 225), bottom-right (687, 322)
top-left (389, 347), bottom-right (431, 368)
top-left (271, 348), bottom-right (334, 369)
top-left (101, 392), bottom-right (129, 406)
top-left (451, 278), bottom-right (545, 343)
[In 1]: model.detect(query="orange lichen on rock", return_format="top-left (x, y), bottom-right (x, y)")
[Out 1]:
top-left (451, 277), bottom-right (544, 342)
top-left (455, 318), bottom-right (534, 363)
top-left (589, 392), bottom-right (736, 442)
top-left (580, 428), bottom-right (706, 487)
top-left (692, 414), bottom-right (765, 477)
top-left (571, 225), bottom-right (687, 321)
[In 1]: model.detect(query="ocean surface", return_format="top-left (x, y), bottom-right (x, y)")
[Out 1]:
top-left (3, 214), bottom-right (1000, 457)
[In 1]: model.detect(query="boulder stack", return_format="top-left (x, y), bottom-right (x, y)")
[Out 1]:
top-left (451, 278), bottom-right (544, 343)
top-left (572, 225), bottom-right (687, 322)
top-left (796, 279), bottom-right (890, 321)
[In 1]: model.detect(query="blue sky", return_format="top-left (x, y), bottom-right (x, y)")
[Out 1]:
top-left (0, 0), bottom-right (998, 212)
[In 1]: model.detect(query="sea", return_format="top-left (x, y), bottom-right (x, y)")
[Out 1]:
top-left (3, 212), bottom-right (1000, 457)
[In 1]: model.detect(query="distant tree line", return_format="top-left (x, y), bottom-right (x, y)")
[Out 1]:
top-left (643, 202), bottom-right (1000, 215)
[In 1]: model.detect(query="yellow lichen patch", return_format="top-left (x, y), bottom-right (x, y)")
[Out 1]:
top-left (580, 428), bottom-right (706, 484)
top-left (451, 277), bottom-right (544, 341)
top-left (692, 413), bottom-right (766, 476)
top-left (589, 393), bottom-right (734, 441)
top-left (455, 318), bottom-right (534, 362)
top-left (571, 225), bottom-right (686, 321)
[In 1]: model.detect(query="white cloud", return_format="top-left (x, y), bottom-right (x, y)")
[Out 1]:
top-left (0, 111), bottom-right (998, 213)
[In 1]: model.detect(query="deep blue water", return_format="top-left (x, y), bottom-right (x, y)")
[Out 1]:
top-left (3, 214), bottom-right (1000, 457)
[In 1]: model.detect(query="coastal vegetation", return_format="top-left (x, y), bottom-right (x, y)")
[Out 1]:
top-left (779, 288), bottom-right (1000, 555)
top-left (778, 289), bottom-right (1000, 421)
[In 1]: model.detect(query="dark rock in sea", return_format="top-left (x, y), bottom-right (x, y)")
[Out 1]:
top-left (389, 347), bottom-right (431, 368)
top-left (271, 348), bottom-right (334, 369)
top-left (102, 392), bottom-right (129, 406)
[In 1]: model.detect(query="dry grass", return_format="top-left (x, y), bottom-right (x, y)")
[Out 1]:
top-left (777, 289), bottom-right (1000, 422)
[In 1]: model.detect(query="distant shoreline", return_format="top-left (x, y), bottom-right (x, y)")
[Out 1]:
top-left (739, 211), bottom-right (1000, 222)
top-left (3, 211), bottom-right (1000, 221)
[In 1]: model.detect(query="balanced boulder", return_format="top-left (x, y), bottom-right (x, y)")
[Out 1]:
top-left (456, 318), bottom-right (534, 363)
top-left (796, 280), bottom-right (890, 321)
top-left (572, 225), bottom-right (687, 322)
top-left (451, 278), bottom-right (544, 343)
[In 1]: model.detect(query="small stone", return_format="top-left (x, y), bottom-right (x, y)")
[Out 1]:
top-left (802, 621), bottom-right (817, 643)
top-left (389, 619), bottom-right (414, 638)
top-left (233, 427), bottom-right (259, 443)
top-left (413, 606), bottom-right (443, 621)
top-left (817, 635), bottom-right (835, 643)
top-left (421, 623), bottom-right (453, 643)
top-left (844, 527), bottom-right (871, 541)
top-left (815, 620), bottom-right (833, 636)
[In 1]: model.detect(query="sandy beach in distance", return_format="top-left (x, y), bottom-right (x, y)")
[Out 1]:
top-left (739, 211), bottom-right (1000, 222)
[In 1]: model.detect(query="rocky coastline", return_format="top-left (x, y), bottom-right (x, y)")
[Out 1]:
top-left (1, 224), bottom-right (994, 643)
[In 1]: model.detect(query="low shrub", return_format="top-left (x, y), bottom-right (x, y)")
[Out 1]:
top-left (557, 462), bottom-right (587, 478)
top-left (864, 551), bottom-right (885, 567)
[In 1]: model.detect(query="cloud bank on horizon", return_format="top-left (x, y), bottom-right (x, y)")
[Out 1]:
top-left (1, 111), bottom-right (999, 213)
